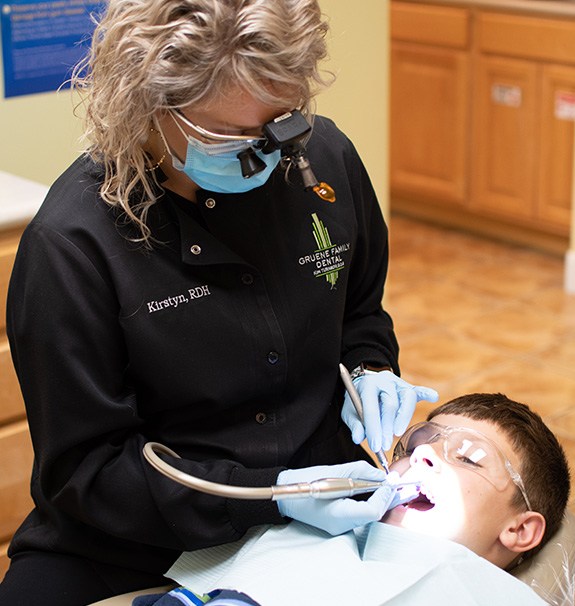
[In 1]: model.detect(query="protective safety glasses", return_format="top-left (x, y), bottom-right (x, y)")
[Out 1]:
top-left (392, 421), bottom-right (532, 511)
top-left (171, 109), bottom-right (267, 145)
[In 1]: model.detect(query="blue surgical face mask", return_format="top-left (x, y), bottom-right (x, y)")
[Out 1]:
top-left (174, 138), bottom-right (281, 194)
top-left (161, 116), bottom-right (281, 194)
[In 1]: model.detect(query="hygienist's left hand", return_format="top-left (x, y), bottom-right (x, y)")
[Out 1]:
top-left (342, 370), bottom-right (439, 453)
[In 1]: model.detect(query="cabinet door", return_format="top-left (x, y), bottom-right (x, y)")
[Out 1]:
top-left (0, 422), bottom-right (33, 543)
top-left (390, 42), bottom-right (469, 205)
top-left (0, 341), bottom-right (24, 424)
top-left (538, 64), bottom-right (575, 234)
top-left (0, 237), bottom-right (19, 334)
top-left (472, 55), bottom-right (538, 221)
top-left (0, 236), bottom-right (25, 424)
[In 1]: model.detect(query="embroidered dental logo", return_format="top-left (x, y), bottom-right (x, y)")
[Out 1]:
top-left (298, 213), bottom-right (350, 289)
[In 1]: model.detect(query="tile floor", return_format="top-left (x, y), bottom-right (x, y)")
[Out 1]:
top-left (385, 213), bottom-right (575, 512)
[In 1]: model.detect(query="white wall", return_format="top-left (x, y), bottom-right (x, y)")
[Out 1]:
top-left (0, 73), bottom-right (83, 186)
top-left (317, 1), bottom-right (389, 214)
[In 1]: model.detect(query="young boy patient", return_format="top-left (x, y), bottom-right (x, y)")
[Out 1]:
top-left (136, 393), bottom-right (571, 606)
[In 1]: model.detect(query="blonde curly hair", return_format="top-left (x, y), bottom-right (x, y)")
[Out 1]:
top-left (72, 0), bottom-right (332, 243)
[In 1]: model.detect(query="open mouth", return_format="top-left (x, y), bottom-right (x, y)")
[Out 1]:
top-left (405, 487), bottom-right (435, 511)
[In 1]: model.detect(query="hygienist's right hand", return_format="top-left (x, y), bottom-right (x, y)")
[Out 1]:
top-left (342, 370), bottom-right (439, 453)
top-left (276, 462), bottom-right (405, 535)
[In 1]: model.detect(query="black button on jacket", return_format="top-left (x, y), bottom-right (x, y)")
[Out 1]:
top-left (6, 117), bottom-right (399, 574)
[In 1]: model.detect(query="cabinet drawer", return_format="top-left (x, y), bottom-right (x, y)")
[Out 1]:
top-left (0, 237), bottom-right (19, 334)
top-left (391, 2), bottom-right (469, 49)
top-left (0, 339), bottom-right (24, 425)
top-left (478, 12), bottom-right (575, 65)
top-left (0, 422), bottom-right (33, 543)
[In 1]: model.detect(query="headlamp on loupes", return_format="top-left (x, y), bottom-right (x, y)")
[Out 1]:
top-left (258, 110), bottom-right (335, 203)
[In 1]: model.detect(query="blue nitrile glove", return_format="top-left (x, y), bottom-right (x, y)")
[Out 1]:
top-left (276, 462), bottom-right (409, 535)
top-left (342, 370), bottom-right (439, 453)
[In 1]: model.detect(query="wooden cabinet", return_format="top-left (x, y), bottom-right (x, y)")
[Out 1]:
top-left (474, 11), bottom-right (575, 235)
top-left (390, 3), bottom-right (470, 206)
top-left (0, 228), bottom-right (34, 579)
top-left (390, 2), bottom-right (575, 250)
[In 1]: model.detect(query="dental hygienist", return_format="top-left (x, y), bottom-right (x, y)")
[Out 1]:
top-left (0, 1), bottom-right (437, 605)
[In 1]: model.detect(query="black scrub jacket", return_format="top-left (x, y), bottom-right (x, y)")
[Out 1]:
top-left (6, 117), bottom-right (399, 574)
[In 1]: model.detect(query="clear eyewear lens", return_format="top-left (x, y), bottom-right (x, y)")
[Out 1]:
top-left (173, 110), bottom-right (266, 145)
top-left (443, 429), bottom-right (510, 490)
top-left (393, 422), bottom-right (532, 510)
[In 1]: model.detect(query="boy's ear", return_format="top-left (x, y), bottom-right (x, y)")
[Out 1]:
top-left (500, 511), bottom-right (546, 554)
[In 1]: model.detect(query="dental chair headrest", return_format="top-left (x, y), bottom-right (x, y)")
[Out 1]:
top-left (512, 509), bottom-right (575, 604)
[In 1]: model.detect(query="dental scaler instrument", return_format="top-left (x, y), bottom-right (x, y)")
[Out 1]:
top-left (339, 363), bottom-right (390, 474)
top-left (143, 442), bottom-right (418, 501)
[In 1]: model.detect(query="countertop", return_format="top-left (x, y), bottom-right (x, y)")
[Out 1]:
top-left (395, 0), bottom-right (575, 18)
top-left (0, 171), bottom-right (48, 230)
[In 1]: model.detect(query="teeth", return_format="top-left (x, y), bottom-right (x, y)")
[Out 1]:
top-left (419, 485), bottom-right (435, 504)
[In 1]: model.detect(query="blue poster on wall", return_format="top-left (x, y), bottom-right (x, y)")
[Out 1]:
top-left (1, 0), bottom-right (104, 98)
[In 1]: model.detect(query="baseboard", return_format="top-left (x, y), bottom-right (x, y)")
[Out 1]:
top-left (391, 197), bottom-right (569, 256)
